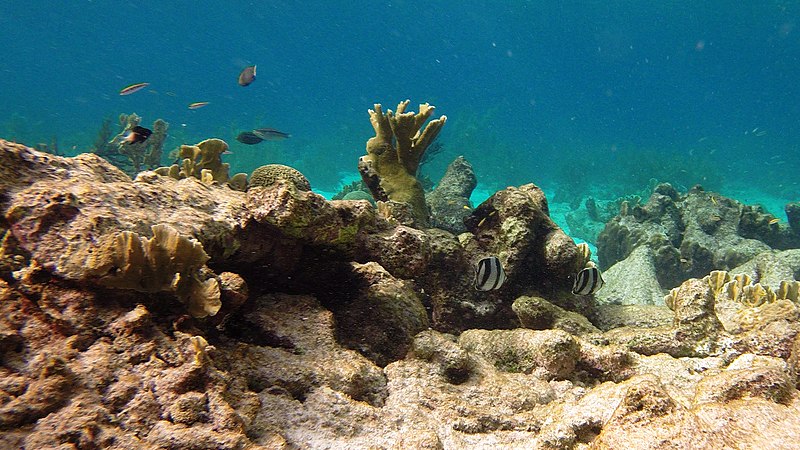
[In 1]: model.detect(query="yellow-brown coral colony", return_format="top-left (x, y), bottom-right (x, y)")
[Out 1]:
top-left (359, 100), bottom-right (447, 227)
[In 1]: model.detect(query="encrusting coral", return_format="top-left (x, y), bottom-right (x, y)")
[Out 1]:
top-left (155, 138), bottom-right (248, 191)
top-left (358, 100), bottom-right (447, 227)
top-left (87, 223), bottom-right (221, 318)
top-left (109, 113), bottom-right (169, 176)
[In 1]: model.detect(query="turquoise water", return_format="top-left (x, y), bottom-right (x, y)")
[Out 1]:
top-left (2, 2), bottom-right (799, 213)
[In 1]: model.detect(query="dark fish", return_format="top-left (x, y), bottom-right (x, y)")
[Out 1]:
top-left (475, 256), bottom-right (506, 291)
top-left (119, 82), bottom-right (149, 96)
top-left (252, 128), bottom-right (291, 140)
top-left (124, 126), bottom-right (152, 144)
top-left (238, 65), bottom-right (257, 86)
top-left (572, 266), bottom-right (604, 295)
top-left (236, 131), bottom-right (263, 145)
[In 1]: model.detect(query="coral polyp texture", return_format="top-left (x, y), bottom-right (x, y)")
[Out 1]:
top-left (359, 100), bottom-right (447, 227)
top-left (1, 140), bottom-right (800, 448)
top-left (249, 163), bottom-right (311, 192)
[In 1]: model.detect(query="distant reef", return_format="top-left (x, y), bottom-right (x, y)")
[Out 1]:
top-left (1, 139), bottom-right (799, 448)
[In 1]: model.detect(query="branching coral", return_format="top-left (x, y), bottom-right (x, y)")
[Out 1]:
top-left (358, 100), bottom-right (447, 227)
top-left (155, 138), bottom-right (248, 191)
top-left (87, 224), bottom-right (221, 318)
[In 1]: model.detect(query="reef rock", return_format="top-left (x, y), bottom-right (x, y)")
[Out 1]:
top-left (426, 155), bottom-right (477, 233)
top-left (595, 246), bottom-right (665, 306)
top-left (597, 183), bottom-right (800, 289)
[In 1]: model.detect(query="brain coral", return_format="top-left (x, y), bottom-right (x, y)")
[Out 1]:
top-left (249, 164), bottom-right (311, 191)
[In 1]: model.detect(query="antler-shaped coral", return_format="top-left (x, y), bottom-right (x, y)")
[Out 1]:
top-left (360, 100), bottom-right (447, 227)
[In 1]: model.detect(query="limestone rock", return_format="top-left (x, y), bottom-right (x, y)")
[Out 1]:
top-left (332, 262), bottom-right (430, 367)
top-left (459, 329), bottom-right (580, 379)
top-left (426, 156), bottom-right (476, 233)
top-left (595, 246), bottom-right (665, 306)
top-left (597, 183), bottom-right (797, 290)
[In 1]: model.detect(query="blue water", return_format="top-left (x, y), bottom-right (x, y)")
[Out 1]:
top-left (2, 2), bottom-right (799, 210)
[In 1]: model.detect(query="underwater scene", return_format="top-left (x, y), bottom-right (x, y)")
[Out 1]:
top-left (1, 1), bottom-right (800, 448)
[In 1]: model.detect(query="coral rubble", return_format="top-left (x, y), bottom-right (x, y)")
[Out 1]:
top-left (1, 140), bottom-right (799, 448)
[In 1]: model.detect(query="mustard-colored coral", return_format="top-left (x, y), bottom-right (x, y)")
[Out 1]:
top-left (359, 100), bottom-right (447, 227)
top-left (155, 138), bottom-right (248, 191)
top-left (88, 224), bottom-right (221, 318)
top-left (668, 269), bottom-right (800, 333)
top-left (249, 164), bottom-right (311, 191)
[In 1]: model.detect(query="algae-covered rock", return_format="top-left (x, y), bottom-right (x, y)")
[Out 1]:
top-left (410, 330), bottom-right (473, 384)
top-left (597, 184), bottom-right (789, 290)
top-left (333, 262), bottom-right (429, 367)
top-left (459, 329), bottom-right (580, 379)
top-left (249, 164), bottom-right (311, 191)
top-left (512, 295), bottom-right (601, 335)
top-left (462, 183), bottom-right (586, 296)
top-left (426, 155), bottom-right (476, 234)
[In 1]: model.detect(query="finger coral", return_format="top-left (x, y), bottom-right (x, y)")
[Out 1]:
top-left (155, 138), bottom-right (248, 191)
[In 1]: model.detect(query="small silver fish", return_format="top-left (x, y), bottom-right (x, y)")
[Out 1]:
top-left (252, 128), bottom-right (291, 140)
top-left (475, 256), bottom-right (506, 291)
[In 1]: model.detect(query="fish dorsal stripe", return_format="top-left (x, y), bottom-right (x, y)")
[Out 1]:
top-left (574, 268), bottom-right (594, 295)
top-left (489, 257), bottom-right (503, 290)
top-left (479, 258), bottom-right (494, 290)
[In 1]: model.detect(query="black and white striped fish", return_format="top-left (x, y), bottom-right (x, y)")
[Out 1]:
top-left (572, 266), bottom-right (604, 295)
top-left (475, 256), bottom-right (506, 291)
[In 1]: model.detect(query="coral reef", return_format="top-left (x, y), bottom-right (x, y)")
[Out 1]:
top-left (359, 100), bottom-right (447, 227)
top-left (109, 113), bottom-right (169, 176)
top-left (1, 140), bottom-right (800, 448)
top-left (154, 138), bottom-right (248, 191)
top-left (248, 163), bottom-right (311, 192)
top-left (426, 155), bottom-right (477, 233)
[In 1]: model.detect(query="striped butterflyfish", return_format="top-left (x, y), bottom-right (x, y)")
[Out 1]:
top-left (475, 256), bottom-right (506, 291)
top-left (572, 266), bottom-right (604, 295)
